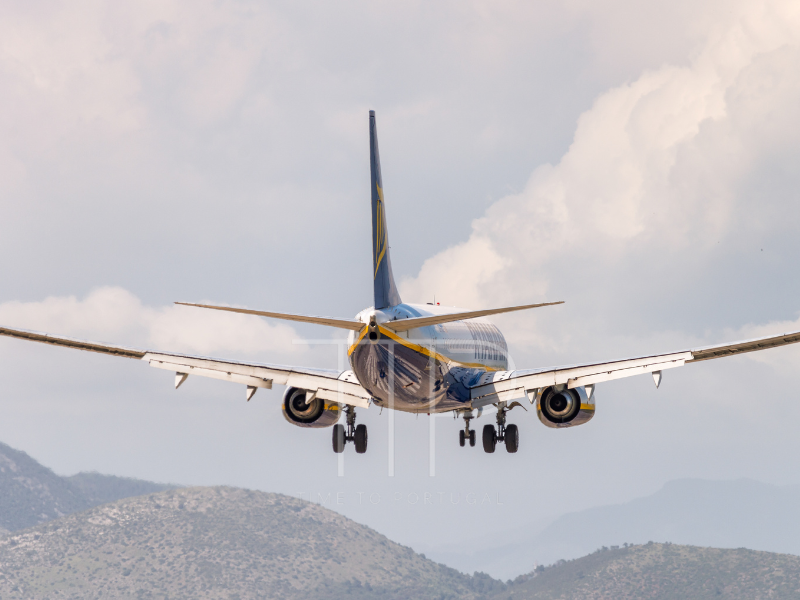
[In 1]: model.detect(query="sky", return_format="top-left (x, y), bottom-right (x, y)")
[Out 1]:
top-left (2, 0), bottom-right (800, 567)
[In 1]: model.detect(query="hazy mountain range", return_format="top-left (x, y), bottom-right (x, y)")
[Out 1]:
top-left (425, 478), bottom-right (800, 580)
top-left (1, 440), bottom-right (800, 598)
top-left (1, 486), bottom-right (798, 599)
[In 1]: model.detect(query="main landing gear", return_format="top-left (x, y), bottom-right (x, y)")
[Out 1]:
top-left (332, 405), bottom-right (368, 454)
top-left (458, 411), bottom-right (477, 447)
top-left (482, 401), bottom-right (525, 454)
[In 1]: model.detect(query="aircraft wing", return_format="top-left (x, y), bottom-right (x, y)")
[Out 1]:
top-left (468, 329), bottom-right (800, 407)
top-left (0, 326), bottom-right (371, 408)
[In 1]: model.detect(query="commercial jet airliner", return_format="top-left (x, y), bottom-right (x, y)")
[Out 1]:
top-left (2, 111), bottom-right (800, 455)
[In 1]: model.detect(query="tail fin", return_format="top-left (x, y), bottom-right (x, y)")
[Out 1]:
top-left (370, 110), bottom-right (402, 309)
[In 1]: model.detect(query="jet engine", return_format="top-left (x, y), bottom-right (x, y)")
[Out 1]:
top-left (536, 385), bottom-right (595, 428)
top-left (282, 387), bottom-right (342, 428)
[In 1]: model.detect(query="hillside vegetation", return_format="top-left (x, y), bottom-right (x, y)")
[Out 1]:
top-left (502, 542), bottom-right (800, 599)
top-left (0, 486), bottom-right (502, 600)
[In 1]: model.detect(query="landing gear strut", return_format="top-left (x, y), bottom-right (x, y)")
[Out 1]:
top-left (458, 411), bottom-right (477, 447)
top-left (482, 401), bottom-right (522, 454)
top-left (333, 406), bottom-right (368, 454)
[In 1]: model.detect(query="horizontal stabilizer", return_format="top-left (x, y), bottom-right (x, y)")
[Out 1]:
top-left (175, 302), bottom-right (365, 331)
top-left (383, 301), bottom-right (564, 332)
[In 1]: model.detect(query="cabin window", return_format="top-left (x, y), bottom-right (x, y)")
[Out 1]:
top-left (465, 322), bottom-right (508, 362)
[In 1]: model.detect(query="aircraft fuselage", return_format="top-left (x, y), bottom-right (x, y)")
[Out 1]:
top-left (347, 303), bottom-right (509, 413)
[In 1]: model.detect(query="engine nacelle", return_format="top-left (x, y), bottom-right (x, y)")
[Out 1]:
top-left (282, 387), bottom-right (342, 429)
top-left (536, 385), bottom-right (595, 429)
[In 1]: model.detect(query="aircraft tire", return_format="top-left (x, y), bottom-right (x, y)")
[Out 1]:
top-left (505, 424), bottom-right (519, 453)
top-left (459, 430), bottom-right (466, 447)
top-left (482, 425), bottom-right (496, 453)
top-left (332, 424), bottom-right (346, 453)
top-left (354, 424), bottom-right (368, 454)
top-left (469, 430), bottom-right (476, 447)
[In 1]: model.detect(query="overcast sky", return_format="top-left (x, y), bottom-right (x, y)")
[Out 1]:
top-left (2, 0), bottom-right (800, 559)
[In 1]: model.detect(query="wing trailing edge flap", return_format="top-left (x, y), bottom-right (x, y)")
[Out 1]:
top-left (470, 328), bottom-right (800, 407)
top-left (470, 352), bottom-right (692, 407)
top-left (145, 353), bottom-right (371, 408)
top-left (0, 325), bottom-right (371, 409)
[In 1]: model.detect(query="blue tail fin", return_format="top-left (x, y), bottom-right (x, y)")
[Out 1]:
top-left (370, 111), bottom-right (402, 309)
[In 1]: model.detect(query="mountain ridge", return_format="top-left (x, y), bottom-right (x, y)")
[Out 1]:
top-left (0, 441), bottom-right (176, 532)
top-left (502, 542), bottom-right (800, 599)
top-left (0, 486), bottom-right (502, 599)
top-left (2, 440), bottom-right (800, 598)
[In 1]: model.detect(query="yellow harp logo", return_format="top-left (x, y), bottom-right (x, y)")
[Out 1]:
top-left (374, 183), bottom-right (387, 278)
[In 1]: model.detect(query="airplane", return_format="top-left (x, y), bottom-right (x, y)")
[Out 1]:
top-left (2, 110), bottom-right (800, 456)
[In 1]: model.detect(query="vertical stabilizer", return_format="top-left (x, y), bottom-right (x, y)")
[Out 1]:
top-left (370, 111), bottom-right (402, 309)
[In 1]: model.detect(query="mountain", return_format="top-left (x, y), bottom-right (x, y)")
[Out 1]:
top-left (1, 487), bottom-right (799, 599)
top-left (427, 478), bottom-right (800, 580)
top-left (0, 442), bottom-right (798, 599)
top-left (525, 479), bottom-right (800, 560)
top-left (65, 471), bottom-right (176, 507)
top-left (0, 441), bottom-right (175, 532)
top-left (500, 542), bottom-right (800, 599)
top-left (0, 486), bottom-right (504, 600)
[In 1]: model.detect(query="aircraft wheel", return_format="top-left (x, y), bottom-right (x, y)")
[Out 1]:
top-left (459, 430), bottom-right (466, 447)
top-left (354, 424), bottom-right (368, 454)
top-left (332, 424), bottom-right (346, 454)
top-left (505, 424), bottom-right (519, 453)
top-left (482, 424), bottom-right (496, 453)
top-left (469, 430), bottom-right (476, 447)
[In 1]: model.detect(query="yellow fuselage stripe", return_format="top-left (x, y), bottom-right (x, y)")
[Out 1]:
top-left (347, 324), bottom-right (502, 371)
top-left (374, 185), bottom-right (387, 277)
top-left (347, 326), bottom-right (368, 356)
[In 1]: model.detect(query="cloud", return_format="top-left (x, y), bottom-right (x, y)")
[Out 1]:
top-left (402, 0), bottom-right (800, 362)
top-left (0, 286), bottom-right (309, 358)
top-left (3, 0), bottom-right (800, 552)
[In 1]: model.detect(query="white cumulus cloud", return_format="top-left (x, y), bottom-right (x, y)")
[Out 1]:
top-left (0, 286), bottom-right (310, 358)
top-left (402, 0), bottom-right (800, 366)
